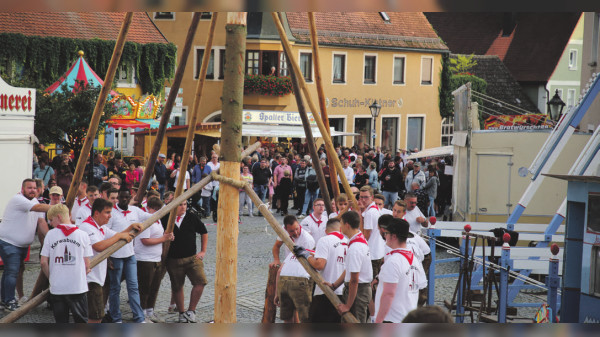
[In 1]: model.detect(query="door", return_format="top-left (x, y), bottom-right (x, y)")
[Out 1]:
top-left (475, 154), bottom-right (513, 220)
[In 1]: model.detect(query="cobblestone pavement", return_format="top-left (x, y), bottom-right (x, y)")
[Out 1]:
top-left (0, 207), bottom-right (539, 323)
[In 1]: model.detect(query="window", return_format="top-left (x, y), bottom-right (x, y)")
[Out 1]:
top-left (393, 56), bottom-right (406, 84)
top-left (200, 12), bottom-right (212, 20)
top-left (567, 89), bottom-right (575, 110)
top-left (364, 55), bottom-right (376, 83)
top-left (195, 49), bottom-right (214, 79)
top-left (379, 12), bottom-right (391, 23)
top-left (261, 51), bottom-right (279, 76)
top-left (592, 13), bottom-right (600, 66)
top-left (279, 52), bottom-right (288, 76)
top-left (329, 118), bottom-right (345, 147)
top-left (333, 54), bottom-right (346, 83)
top-left (246, 50), bottom-right (260, 75)
top-left (407, 117), bottom-right (424, 151)
top-left (114, 128), bottom-right (129, 152)
top-left (117, 63), bottom-right (136, 87)
top-left (154, 12), bottom-right (174, 20)
top-left (421, 57), bottom-right (433, 85)
top-left (441, 117), bottom-right (454, 146)
top-left (569, 49), bottom-right (578, 70)
top-left (354, 118), bottom-right (372, 148)
top-left (381, 117), bottom-right (398, 153)
top-left (300, 52), bottom-right (313, 82)
top-left (219, 49), bottom-right (226, 79)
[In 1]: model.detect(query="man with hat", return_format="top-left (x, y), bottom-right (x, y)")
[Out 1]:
top-left (374, 218), bottom-right (427, 323)
top-left (405, 161), bottom-right (426, 192)
top-left (154, 153), bottom-right (168, 199)
top-left (48, 186), bottom-right (64, 205)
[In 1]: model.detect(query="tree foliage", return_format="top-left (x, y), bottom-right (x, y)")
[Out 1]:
top-left (449, 54), bottom-right (478, 75)
top-left (439, 54), bottom-right (487, 118)
top-left (35, 82), bottom-right (117, 159)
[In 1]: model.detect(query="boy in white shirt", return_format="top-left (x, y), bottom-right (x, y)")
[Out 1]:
top-left (328, 193), bottom-right (348, 219)
top-left (300, 198), bottom-right (328, 243)
top-left (74, 186), bottom-right (100, 226)
top-left (41, 204), bottom-right (93, 323)
top-left (374, 194), bottom-right (393, 216)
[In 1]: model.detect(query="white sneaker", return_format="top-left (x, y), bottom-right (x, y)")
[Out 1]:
top-left (148, 312), bottom-right (164, 323)
top-left (183, 310), bottom-right (197, 323)
top-left (168, 303), bottom-right (177, 313)
top-left (178, 313), bottom-right (189, 323)
top-left (18, 296), bottom-right (28, 305)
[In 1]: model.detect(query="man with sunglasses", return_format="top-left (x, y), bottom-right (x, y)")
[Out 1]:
top-left (403, 192), bottom-right (428, 235)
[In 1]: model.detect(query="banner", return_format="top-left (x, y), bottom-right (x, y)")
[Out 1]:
top-left (484, 114), bottom-right (553, 130)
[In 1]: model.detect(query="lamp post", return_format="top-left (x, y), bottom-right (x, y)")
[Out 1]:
top-left (369, 99), bottom-right (381, 150)
top-left (547, 89), bottom-right (566, 122)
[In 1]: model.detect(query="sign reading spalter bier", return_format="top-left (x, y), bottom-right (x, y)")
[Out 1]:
top-left (0, 76), bottom-right (36, 116)
top-left (243, 110), bottom-right (316, 126)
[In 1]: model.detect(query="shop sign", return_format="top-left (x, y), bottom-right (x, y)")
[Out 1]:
top-left (326, 97), bottom-right (402, 109)
top-left (0, 75), bottom-right (36, 116)
top-left (243, 110), bottom-right (316, 126)
top-left (484, 114), bottom-right (553, 130)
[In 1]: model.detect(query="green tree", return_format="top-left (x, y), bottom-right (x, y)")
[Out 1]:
top-left (449, 54), bottom-right (478, 75)
top-left (35, 81), bottom-right (117, 159)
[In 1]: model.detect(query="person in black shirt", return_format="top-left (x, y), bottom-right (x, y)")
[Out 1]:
top-left (353, 164), bottom-right (369, 190)
top-left (161, 201), bottom-right (208, 323)
top-left (293, 159), bottom-right (308, 215)
top-left (278, 170), bottom-right (293, 216)
top-left (154, 154), bottom-right (168, 199)
top-left (379, 161), bottom-right (404, 209)
top-left (252, 158), bottom-right (272, 203)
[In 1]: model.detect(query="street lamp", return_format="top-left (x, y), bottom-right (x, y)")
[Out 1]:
top-left (547, 89), bottom-right (565, 122)
top-left (369, 99), bottom-right (381, 149)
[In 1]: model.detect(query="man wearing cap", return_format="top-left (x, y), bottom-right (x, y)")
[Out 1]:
top-left (405, 162), bottom-right (426, 192)
top-left (374, 218), bottom-right (427, 323)
top-left (154, 154), bottom-right (168, 199)
top-left (48, 186), bottom-right (64, 205)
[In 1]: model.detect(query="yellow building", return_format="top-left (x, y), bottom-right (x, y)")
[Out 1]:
top-left (150, 12), bottom-right (448, 155)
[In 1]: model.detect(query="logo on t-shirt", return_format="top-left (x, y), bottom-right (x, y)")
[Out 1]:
top-left (55, 246), bottom-right (76, 265)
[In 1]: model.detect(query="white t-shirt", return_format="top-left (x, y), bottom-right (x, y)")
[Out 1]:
top-left (207, 161), bottom-right (220, 186)
top-left (279, 252), bottom-right (310, 279)
top-left (404, 207), bottom-right (427, 234)
top-left (314, 231), bottom-right (347, 295)
top-left (344, 232), bottom-right (373, 283)
top-left (300, 213), bottom-right (328, 244)
top-left (0, 194), bottom-right (41, 247)
top-left (134, 221), bottom-right (164, 262)
top-left (106, 205), bottom-right (151, 258)
top-left (328, 211), bottom-right (339, 219)
top-left (79, 217), bottom-right (116, 286)
top-left (338, 167), bottom-right (354, 183)
top-left (74, 203), bottom-right (92, 227)
top-left (173, 170), bottom-right (191, 189)
top-left (277, 226), bottom-right (315, 259)
top-left (380, 208), bottom-right (393, 216)
top-left (375, 248), bottom-right (427, 322)
top-left (407, 231), bottom-right (430, 261)
top-left (70, 196), bottom-right (89, 222)
top-left (41, 225), bottom-right (93, 295)
top-left (362, 203), bottom-right (385, 260)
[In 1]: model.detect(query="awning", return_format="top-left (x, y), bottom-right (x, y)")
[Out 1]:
top-left (405, 146), bottom-right (454, 160)
top-left (193, 125), bottom-right (358, 139)
top-left (137, 119), bottom-right (171, 129)
top-left (107, 119), bottom-right (150, 129)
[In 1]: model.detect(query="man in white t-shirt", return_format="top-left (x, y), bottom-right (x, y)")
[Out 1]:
top-left (0, 179), bottom-right (51, 311)
top-left (274, 250), bottom-right (314, 323)
top-left (270, 215), bottom-right (315, 268)
top-left (79, 198), bottom-right (140, 323)
top-left (71, 180), bottom-right (89, 222)
top-left (403, 192), bottom-right (429, 234)
top-left (170, 168), bottom-right (190, 190)
top-left (297, 218), bottom-right (347, 323)
top-left (41, 204), bottom-right (93, 323)
top-left (135, 197), bottom-right (174, 323)
top-left (74, 185), bottom-right (100, 226)
top-left (330, 211), bottom-right (372, 323)
top-left (300, 198), bottom-right (328, 243)
top-left (338, 158), bottom-right (355, 186)
top-left (374, 218), bottom-right (427, 323)
top-left (374, 194), bottom-right (393, 216)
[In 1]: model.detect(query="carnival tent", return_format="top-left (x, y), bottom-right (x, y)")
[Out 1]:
top-left (45, 50), bottom-right (117, 95)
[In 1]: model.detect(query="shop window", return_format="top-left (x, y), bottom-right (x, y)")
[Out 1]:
top-left (567, 89), bottom-right (575, 110)
top-left (329, 118), bottom-right (345, 147)
top-left (364, 55), bottom-right (376, 84)
top-left (421, 57), bottom-right (433, 85)
top-left (333, 54), bottom-right (346, 83)
top-left (279, 52), bottom-right (288, 76)
top-left (381, 117), bottom-right (398, 153)
top-left (393, 56), bottom-right (406, 84)
top-left (154, 12), bottom-right (174, 20)
top-left (592, 246), bottom-right (600, 297)
top-left (246, 50), bottom-right (260, 75)
top-left (300, 52), bottom-right (313, 82)
top-left (219, 49), bottom-right (226, 79)
top-left (195, 49), bottom-right (214, 79)
top-left (441, 117), bottom-right (454, 146)
top-left (407, 116), bottom-right (424, 151)
top-left (354, 118), bottom-right (372, 149)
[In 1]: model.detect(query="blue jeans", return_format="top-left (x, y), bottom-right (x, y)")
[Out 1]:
top-left (254, 185), bottom-right (267, 202)
top-left (302, 189), bottom-right (319, 215)
top-left (382, 191), bottom-right (399, 209)
top-left (158, 184), bottom-right (166, 199)
top-left (108, 256), bottom-right (144, 323)
top-left (200, 196), bottom-right (211, 215)
top-left (428, 196), bottom-right (436, 217)
top-left (0, 239), bottom-right (28, 303)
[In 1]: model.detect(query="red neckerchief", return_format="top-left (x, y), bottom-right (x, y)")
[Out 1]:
top-left (309, 214), bottom-right (323, 226)
top-left (56, 224), bottom-right (78, 237)
top-left (176, 215), bottom-right (182, 223)
top-left (348, 232), bottom-right (368, 247)
top-left (328, 231), bottom-right (348, 246)
top-left (85, 203), bottom-right (92, 210)
top-left (387, 249), bottom-right (414, 265)
top-left (83, 216), bottom-right (104, 235)
top-left (367, 203), bottom-right (379, 211)
top-left (77, 197), bottom-right (88, 206)
top-left (114, 205), bottom-right (131, 216)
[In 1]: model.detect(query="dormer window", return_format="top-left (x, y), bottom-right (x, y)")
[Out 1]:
top-left (379, 12), bottom-right (391, 23)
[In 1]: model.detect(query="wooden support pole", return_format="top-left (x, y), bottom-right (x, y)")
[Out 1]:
top-left (283, 43), bottom-right (333, 214)
top-left (261, 265), bottom-right (279, 323)
top-left (1, 175), bottom-right (214, 323)
top-left (28, 12), bottom-right (134, 301)
top-left (307, 12), bottom-right (340, 200)
top-left (271, 13), bottom-right (359, 213)
top-left (134, 12), bottom-right (202, 206)
top-left (213, 12), bottom-right (247, 324)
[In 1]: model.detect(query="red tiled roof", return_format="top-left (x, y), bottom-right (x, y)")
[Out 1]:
top-left (0, 12), bottom-right (168, 44)
top-left (286, 12), bottom-right (447, 51)
top-left (425, 13), bottom-right (581, 83)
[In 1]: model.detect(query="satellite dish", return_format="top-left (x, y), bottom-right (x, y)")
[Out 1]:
top-left (518, 167), bottom-right (528, 177)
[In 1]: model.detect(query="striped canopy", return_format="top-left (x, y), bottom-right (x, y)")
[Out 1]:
top-left (45, 51), bottom-right (116, 95)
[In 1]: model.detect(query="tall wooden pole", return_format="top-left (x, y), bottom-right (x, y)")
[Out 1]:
top-left (308, 12), bottom-right (340, 200)
top-left (271, 13), bottom-right (359, 213)
top-left (64, 12), bottom-right (133, 209)
top-left (283, 44), bottom-right (333, 214)
top-left (164, 12), bottom-right (218, 253)
top-left (134, 12), bottom-right (202, 206)
top-left (214, 12), bottom-right (247, 323)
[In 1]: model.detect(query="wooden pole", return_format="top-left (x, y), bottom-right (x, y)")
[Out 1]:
top-left (261, 265), bottom-right (279, 323)
top-left (210, 173), bottom-right (359, 323)
top-left (307, 12), bottom-right (340, 200)
top-left (1, 175), bottom-right (214, 323)
top-left (134, 12), bottom-right (203, 206)
top-left (164, 12), bottom-right (219, 255)
top-left (213, 12), bottom-right (247, 324)
top-left (283, 44), bottom-right (333, 214)
top-left (271, 13), bottom-right (359, 213)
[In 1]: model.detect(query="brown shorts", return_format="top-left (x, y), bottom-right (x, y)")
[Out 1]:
top-left (278, 276), bottom-right (313, 322)
top-left (343, 282), bottom-right (372, 323)
top-left (166, 255), bottom-right (207, 291)
top-left (371, 258), bottom-right (384, 279)
top-left (87, 282), bottom-right (104, 321)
